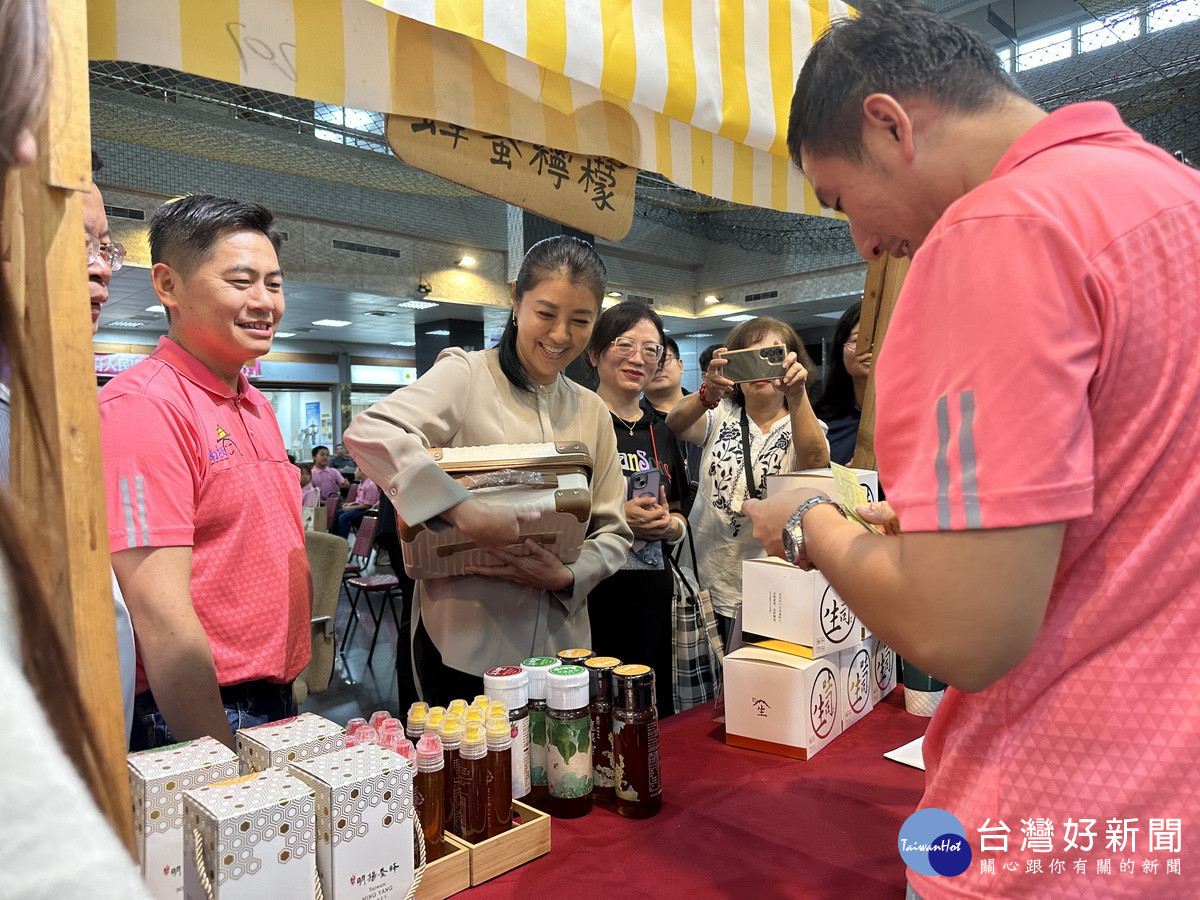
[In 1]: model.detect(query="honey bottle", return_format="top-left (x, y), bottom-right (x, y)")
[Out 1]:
top-left (483, 666), bottom-right (532, 804)
top-left (457, 720), bottom-right (489, 843)
top-left (484, 715), bottom-right (513, 838)
top-left (556, 648), bottom-right (594, 667)
top-left (584, 656), bottom-right (621, 804)
top-left (612, 664), bottom-right (663, 819)
top-left (520, 657), bottom-right (558, 811)
top-left (406, 701), bottom-right (429, 742)
top-left (545, 665), bottom-right (593, 819)
top-left (413, 732), bottom-right (446, 861)
top-left (436, 714), bottom-right (463, 836)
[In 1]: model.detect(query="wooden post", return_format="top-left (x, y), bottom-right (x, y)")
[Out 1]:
top-left (5, 0), bottom-right (133, 848)
top-left (851, 254), bottom-right (910, 471)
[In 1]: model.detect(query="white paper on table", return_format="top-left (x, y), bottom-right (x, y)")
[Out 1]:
top-left (884, 736), bottom-right (926, 770)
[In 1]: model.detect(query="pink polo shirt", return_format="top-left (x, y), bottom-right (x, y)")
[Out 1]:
top-left (877, 103), bottom-right (1200, 897)
top-left (100, 337), bottom-right (311, 693)
top-left (309, 464), bottom-right (345, 501)
top-left (355, 478), bottom-right (380, 508)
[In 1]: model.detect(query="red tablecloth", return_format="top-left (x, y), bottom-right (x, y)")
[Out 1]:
top-left (471, 689), bottom-right (928, 898)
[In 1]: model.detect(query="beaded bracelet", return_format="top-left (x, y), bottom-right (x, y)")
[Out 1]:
top-left (698, 382), bottom-right (720, 410)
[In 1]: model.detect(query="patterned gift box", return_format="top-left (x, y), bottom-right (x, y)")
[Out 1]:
top-left (289, 745), bottom-right (416, 899)
top-left (236, 712), bottom-right (345, 774)
top-left (183, 768), bottom-right (317, 899)
top-left (127, 736), bottom-right (241, 899)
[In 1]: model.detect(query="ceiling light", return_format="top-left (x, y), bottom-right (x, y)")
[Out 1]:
top-left (145, 304), bottom-right (165, 313)
top-left (426, 329), bottom-right (451, 336)
top-left (390, 340), bottom-right (416, 347)
top-left (312, 319), bottom-right (352, 327)
top-left (602, 298), bottom-right (618, 309)
top-left (722, 314), bottom-right (754, 323)
top-left (274, 332), bottom-right (296, 338)
top-left (703, 295), bottom-right (720, 304)
top-left (457, 256), bottom-right (477, 267)
top-left (690, 333), bottom-right (714, 338)
top-left (606, 291), bottom-right (623, 298)
top-left (398, 299), bottom-right (437, 310)
top-left (106, 321), bottom-right (145, 328)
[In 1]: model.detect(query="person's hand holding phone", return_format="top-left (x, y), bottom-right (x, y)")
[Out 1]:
top-left (624, 485), bottom-right (674, 541)
top-left (772, 343), bottom-right (810, 400)
top-left (702, 349), bottom-right (733, 405)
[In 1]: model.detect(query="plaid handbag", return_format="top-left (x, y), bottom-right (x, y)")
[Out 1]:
top-left (670, 528), bottom-right (725, 712)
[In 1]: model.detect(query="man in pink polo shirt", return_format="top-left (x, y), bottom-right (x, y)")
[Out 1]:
top-left (101, 194), bottom-right (310, 751)
top-left (745, 3), bottom-right (1200, 897)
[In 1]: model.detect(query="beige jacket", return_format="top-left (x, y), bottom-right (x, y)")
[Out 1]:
top-left (344, 348), bottom-right (631, 675)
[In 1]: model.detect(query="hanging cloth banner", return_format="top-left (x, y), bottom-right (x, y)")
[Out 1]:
top-left (386, 114), bottom-right (636, 240)
top-left (86, 0), bottom-right (852, 215)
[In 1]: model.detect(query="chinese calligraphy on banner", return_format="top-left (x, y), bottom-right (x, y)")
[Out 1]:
top-left (386, 115), bottom-right (636, 241)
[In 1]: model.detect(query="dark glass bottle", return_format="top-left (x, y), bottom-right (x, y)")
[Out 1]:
top-left (584, 656), bottom-right (621, 804)
top-left (413, 732), bottom-right (445, 861)
top-left (457, 720), bottom-right (489, 843)
top-left (521, 657), bottom-right (558, 811)
top-left (484, 715), bottom-right (513, 838)
top-left (556, 648), bottom-right (594, 667)
top-left (546, 665), bottom-right (593, 819)
top-left (612, 664), bottom-right (663, 819)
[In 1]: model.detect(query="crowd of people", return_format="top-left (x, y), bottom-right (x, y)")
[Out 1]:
top-left (5, 0), bottom-right (1199, 897)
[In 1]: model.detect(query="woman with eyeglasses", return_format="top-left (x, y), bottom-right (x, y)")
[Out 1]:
top-left (583, 301), bottom-right (690, 718)
top-left (666, 317), bottom-right (829, 647)
top-left (813, 302), bottom-right (870, 466)
top-left (344, 236), bottom-right (631, 705)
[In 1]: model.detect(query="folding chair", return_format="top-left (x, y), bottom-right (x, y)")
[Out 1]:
top-left (324, 495), bottom-right (339, 531)
top-left (341, 513), bottom-right (378, 633)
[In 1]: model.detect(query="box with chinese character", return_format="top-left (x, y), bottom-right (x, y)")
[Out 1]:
top-left (127, 736), bottom-right (242, 900)
top-left (838, 643), bottom-right (875, 731)
top-left (452, 800), bottom-right (551, 886)
top-left (413, 833), bottom-right (470, 900)
top-left (868, 637), bottom-right (898, 706)
top-left (742, 557), bottom-right (868, 657)
top-left (236, 712), bottom-right (345, 774)
top-left (183, 768), bottom-right (317, 899)
top-left (287, 745), bottom-right (415, 899)
top-left (764, 466), bottom-right (879, 503)
top-left (723, 646), bottom-right (842, 759)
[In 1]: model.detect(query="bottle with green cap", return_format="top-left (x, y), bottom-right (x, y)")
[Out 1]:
top-left (545, 665), bottom-right (593, 819)
top-left (584, 656), bottom-right (621, 804)
top-left (484, 666), bottom-right (531, 804)
top-left (612, 664), bottom-right (662, 819)
top-left (436, 714), bottom-right (463, 836)
top-left (521, 656), bottom-right (558, 811)
top-left (457, 720), bottom-right (489, 843)
top-left (485, 715), bottom-right (513, 838)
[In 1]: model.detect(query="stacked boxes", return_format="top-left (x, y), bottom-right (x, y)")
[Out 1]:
top-left (236, 713), bottom-right (346, 774)
top-left (724, 467), bottom-right (897, 759)
top-left (128, 737), bottom-right (241, 899)
top-left (289, 745), bottom-right (416, 899)
top-left (183, 768), bottom-right (316, 899)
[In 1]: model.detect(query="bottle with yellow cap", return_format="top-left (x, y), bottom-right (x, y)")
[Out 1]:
top-left (426, 706), bottom-right (446, 734)
top-left (463, 707), bottom-right (484, 726)
top-left (447, 698), bottom-right (468, 720)
top-left (584, 656), bottom-right (622, 804)
top-left (472, 694), bottom-right (491, 712)
top-left (612, 664), bottom-right (662, 819)
top-left (457, 720), bottom-right (489, 843)
top-left (485, 715), bottom-right (513, 838)
top-left (437, 714), bottom-right (464, 836)
top-left (406, 701), bottom-right (429, 742)
top-left (555, 648), bottom-right (594, 667)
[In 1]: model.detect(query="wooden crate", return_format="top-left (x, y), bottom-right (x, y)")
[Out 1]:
top-left (453, 800), bottom-right (552, 886)
top-left (414, 833), bottom-right (471, 900)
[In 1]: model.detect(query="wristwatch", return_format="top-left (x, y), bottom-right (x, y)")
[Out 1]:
top-left (782, 496), bottom-right (845, 570)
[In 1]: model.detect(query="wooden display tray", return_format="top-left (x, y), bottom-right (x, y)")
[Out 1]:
top-left (414, 833), bottom-right (471, 900)
top-left (451, 800), bottom-right (552, 886)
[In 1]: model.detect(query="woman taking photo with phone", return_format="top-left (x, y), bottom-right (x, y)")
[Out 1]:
top-left (584, 302), bottom-right (690, 718)
top-left (344, 237), bottom-right (631, 705)
top-left (666, 317), bottom-right (828, 645)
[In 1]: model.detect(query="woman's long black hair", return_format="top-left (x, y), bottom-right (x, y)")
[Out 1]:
top-left (813, 301), bottom-right (862, 420)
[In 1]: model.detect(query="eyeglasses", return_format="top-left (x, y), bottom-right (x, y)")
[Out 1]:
top-left (664, 354), bottom-right (681, 364)
top-left (86, 233), bottom-right (126, 272)
top-left (609, 337), bottom-right (665, 362)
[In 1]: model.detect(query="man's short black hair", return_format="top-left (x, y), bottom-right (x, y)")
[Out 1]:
top-left (149, 193), bottom-right (283, 277)
top-left (91, 150), bottom-right (104, 176)
top-left (664, 337), bottom-right (680, 360)
top-left (311, 445), bottom-right (329, 459)
top-left (787, 0), bottom-right (1026, 167)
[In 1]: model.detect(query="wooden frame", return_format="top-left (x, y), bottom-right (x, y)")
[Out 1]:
top-left (851, 254), bottom-right (910, 471)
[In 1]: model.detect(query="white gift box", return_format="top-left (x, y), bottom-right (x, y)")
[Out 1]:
top-left (127, 737), bottom-right (241, 899)
top-left (236, 712), bottom-right (345, 774)
top-left (742, 557), bottom-right (868, 657)
top-left (288, 746), bottom-right (416, 899)
top-left (838, 643), bottom-right (875, 731)
top-left (183, 768), bottom-right (317, 899)
top-left (868, 637), bottom-right (898, 706)
top-left (723, 646), bottom-right (842, 760)
top-left (765, 466), bottom-right (879, 503)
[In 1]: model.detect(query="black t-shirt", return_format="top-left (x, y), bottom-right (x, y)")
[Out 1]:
top-left (611, 406), bottom-right (691, 517)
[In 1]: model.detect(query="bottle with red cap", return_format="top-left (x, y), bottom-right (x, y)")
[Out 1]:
top-left (483, 666), bottom-right (531, 804)
top-left (414, 733), bottom-right (446, 861)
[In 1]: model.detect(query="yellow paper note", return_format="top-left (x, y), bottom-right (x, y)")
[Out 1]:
top-left (831, 463), bottom-right (881, 533)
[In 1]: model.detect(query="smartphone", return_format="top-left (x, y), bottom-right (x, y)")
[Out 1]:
top-left (720, 345), bottom-right (787, 383)
top-left (626, 468), bottom-right (661, 502)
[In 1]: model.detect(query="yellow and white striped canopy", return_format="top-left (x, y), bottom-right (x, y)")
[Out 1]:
top-left (87, 0), bottom-right (852, 214)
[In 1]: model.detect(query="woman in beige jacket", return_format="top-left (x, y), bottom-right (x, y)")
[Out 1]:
top-left (345, 237), bottom-right (632, 704)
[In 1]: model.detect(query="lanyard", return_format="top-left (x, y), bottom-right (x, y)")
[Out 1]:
top-left (740, 405), bottom-right (759, 500)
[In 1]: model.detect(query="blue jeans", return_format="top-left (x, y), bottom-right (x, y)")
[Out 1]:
top-left (129, 680), bottom-right (296, 751)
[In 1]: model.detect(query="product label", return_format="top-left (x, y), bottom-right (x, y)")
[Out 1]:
top-left (591, 713), bottom-right (615, 789)
top-left (613, 717), bottom-right (662, 802)
top-left (529, 710), bottom-right (548, 787)
top-left (547, 717), bottom-right (592, 799)
top-left (510, 715), bottom-right (532, 797)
